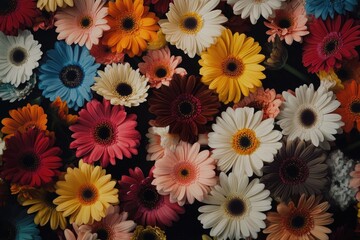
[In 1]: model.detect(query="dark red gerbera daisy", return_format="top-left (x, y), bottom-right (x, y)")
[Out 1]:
top-left (144, 0), bottom-right (173, 15)
top-left (1, 129), bottom-right (62, 187)
top-left (119, 167), bottom-right (185, 227)
top-left (302, 15), bottom-right (360, 73)
top-left (148, 74), bottom-right (220, 142)
top-left (0, 0), bottom-right (38, 35)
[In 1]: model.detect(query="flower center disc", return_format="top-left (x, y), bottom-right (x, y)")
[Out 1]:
top-left (350, 100), bottom-right (360, 115)
top-left (174, 162), bottom-right (197, 185)
top-left (279, 160), bottom-right (309, 185)
top-left (173, 94), bottom-right (202, 120)
top-left (0, 0), bottom-right (17, 15)
top-left (121, 16), bottom-right (136, 32)
top-left (94, 122), bottom-right (115, 145)
top-left (0, 220), bottom-right (16, 240)
top-left (222, 57), bottom-right (244, 77)
top-left (299, 108), bottom-right (317, 128)
top-left (232, 129), bottom-right (259, 155)
top-left (10, 47), bottom-right (28, 66)
top-left (140, 231), bottom-right (157, 240)
top-left (180, 13), bottom-right (203, 34)
top-left (285, 211), bottom-right (314, 236)
top-left (138, 186), bottom-right (160, 209)
top-left (60, 65), bottom-right (84, 88)
top-left (278, 18), bottom-right (291, 28)
top-left (96, 228), bottom-right (109, 240)
top-left (155, 67), bottom-right (167, 78)
top-left (116, 83), bottom-right (133, 97)
top-left (226, 198), bottom-right (247, 217)
top-left (321, 32), bottom-right (342, 57)
top-left (80, 16), bottom-right (93, 29)
top-left (78, 184), bottom-right (99, 205)
top-left (21, 153), bottom-right (40, 171)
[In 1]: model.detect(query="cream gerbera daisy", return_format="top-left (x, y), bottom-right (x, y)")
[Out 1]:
top-left (0, 30), bottom-right (42, 87)
top-left (209, 107), bottom-right (282, 177)
top-left (277, 84), bottom-right (344, 150)
top-left (37, 0), bottom-right (74, 12)
top-left (159, 0), bottom-right (227, 58)
top-left (92, 63), bottom-right (149, 107)
top-left (227, 0), bottom-right (286, 24)
top-left (198, 172), bottom-right (272, 240)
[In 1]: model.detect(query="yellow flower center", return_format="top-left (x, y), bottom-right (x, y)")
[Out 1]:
top-left (179, 12), bottom-right (203, 34)
top-left (79, 16), bottom-right (93, 29)
top-left (78, 184), bottom-right (99, 205)
top-left (232, 129), bottom-right (259, 155)
top-left (222, 57), bottom-right (244, 77)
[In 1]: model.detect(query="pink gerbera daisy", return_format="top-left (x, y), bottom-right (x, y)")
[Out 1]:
top-left (303, 15), bottom-right (360, 73)
top-left (90, 41), bottom-right (125, 65)
top-left (69, 99), bottom-right (141, 167)
top-left (233, 87), bottom-right (284, 119)
top-left (119, 167), bottom-right (185, 227)
top-left (138, 46), bottom-right (187, 88)
top-left (350, 163), bottom-right (360, 201)
top-left (264, 1), bottom-right (309, 45)
top-left (54, 0), bottom-right (110, 49)
top-left (152, 141), bottom-right (217, 206)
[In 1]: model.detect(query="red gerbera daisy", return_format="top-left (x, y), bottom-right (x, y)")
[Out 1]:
top-left (0, 0), bottom-right (38, 35)
top-left (89, 41), bottom-right (125, 65)
top-left (148, 74), bottom-right (220, 142)
top-left (1, 129), bottom-right (62, 187)
top-left (69, 99), bottom-right (141, 167)
top-left (119, 167), bottom-right (185, 227)
top-left (303, 15), bottom-right (360, 73)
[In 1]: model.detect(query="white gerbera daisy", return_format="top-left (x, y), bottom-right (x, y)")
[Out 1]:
top-left (0, 30), bottom-right (42, 87)
top-left (0, 74), bottom-right (37, 102)
top-left (277, 84), bottom-right (344, 150)
top-left (227, 0), bottom-right (286, 24)
top-left (92, 63), bottom-right (149, 107)
top-left (159, 0), bottom-right (227, 58)
top-left (208, 107), bottom-right (282, 177)
top-left (198, 172), bottom-right (272, 240)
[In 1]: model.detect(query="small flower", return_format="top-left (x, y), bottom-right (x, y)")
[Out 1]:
top-left (51, 97), bottom-right (78, 125)
top-left (64, 223), bottom-right (98, 240)
top-left (89, 41), bottom-right (125, 65)
top-left (263, 35), bottom-right (288, 70)
top-left (147, 30), bottom-right (167, 50)
top-left (131, 226), bottom-right (166, 240)
top-left (305, 0), bottom-right (358, 20)
top-left (33, 11), bottom-right (55, 31)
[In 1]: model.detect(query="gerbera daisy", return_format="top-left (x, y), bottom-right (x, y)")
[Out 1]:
top-left (1, 129), bottom-right (62, 187)
top-left (317, 69), bottom-right (344, 92)
top-left (260, 138), bottom-right (328, 202)
top-left (69, 99), bottom-right (141, 167)
top-left (0, 73), bottom-right (37, 102)
top-left (37, 0), bottom-right (73, 12)
top-left (264, 194), bottom-right (334, 240)
top-left (131, 226), bottom-right (166, 240)
top-left (78, 205), bottom-right (136, 240)
top-left (302, 15), bottom-right (360, 73)
top-left (92, 63), bottom-right (149, 107)
top-left (0, 30), bottom-right (42, 87)
top-left (38, 41), bottom-right (100, 110)
top-left (227, 0), bottom-right (286, 25)
top-left (209, 107), bottom-right (282, 177)
top-left (350, 163), bottom-right (360, 201)
top-left (21, 188), bottom-right (67, 230)
top-left (264, 1), bottom-right (309, 45)
top-left (277, 84), bottom-right (343, 150)
top-left (233, 87), bottom-right (283, 119)
top-left (305, 0), bottom-right (358, 20)
top-left (54, 160), bottom-right (119, 225)
top-left (33, 10), bottom-right (55, 32)
top-left (50, 97), bottom-right (78, 125)
top-left (119, 167), bottom-right (184, 227)
top-left (147, 30), bottom-right (167, 50)
top-left (1, 104), bottom-right (47, 139)
top-left (0, 204), bottom-right (41, 240)
top-left (148, 74), bottom-right (220, 142)
top-left (102, 0), bottom-right (159, 57)
top-left (138, 46), bottom-right (187, 88)
top-left (64, 223), bottom-right (98, 240)
top-left (55, 0), bottom-right (110, 50)
top-left (199, 29), bottom-right (266, 104)
top-left (198, 172), bottom-right (272, 239)
top-left (146, 126), bottom-right (180, 161)
top-left (0, 0), bottom-right (38, 35)
top-left (336, 80), bottom-right (360, 132)
top-left (159, 0), bottom-right (227, 58)
top-left (152, 142), bottom-right (217, 206)
top-left (89, 41), bottom-right (125, 65)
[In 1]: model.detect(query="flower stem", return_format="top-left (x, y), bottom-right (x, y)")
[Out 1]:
top-left (283, 63), bottom-right (310, 84)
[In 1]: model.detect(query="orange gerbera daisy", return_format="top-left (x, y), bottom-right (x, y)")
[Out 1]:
top-left (264, 194), bottom-right (333, 240)
top-left (336, 80), bottom-right (360, 133)
top-left (1, 104), bottom-right (47, 138)
top-left (50, 97), bottom-right (78, 125)
top-left (102, 0), bottom-right (159, 57)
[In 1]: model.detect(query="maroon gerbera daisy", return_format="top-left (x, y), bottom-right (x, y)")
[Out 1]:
top-left (119, 167), bottom-right (185, 227)
top-left (303, 15), bottom-right (360, 73)
top-left (144, 0), bottom-right (173, 15)
top-left (0, 0), bottom-right (38, 35)
top-left (1, 129), bottom-right (62, 187)
top-left (148, 74), bottom-right (220, 142)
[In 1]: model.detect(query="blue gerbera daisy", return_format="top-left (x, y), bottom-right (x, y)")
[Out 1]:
top-left (305, 0), bottom-right (358, 20)
top-left (39, 41), bottom-right (100, 110)
top-left (0, 204), bottom-right (41, 240)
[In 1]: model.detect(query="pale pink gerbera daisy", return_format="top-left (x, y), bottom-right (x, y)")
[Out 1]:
top-left (79, 205), bottom-right (136, 240)
top-left (55, 0), bottom-right (110, 50)
top-left (152, 141), bottom-right (218, 206)
top-left (264, 0), bottom-right (309, 45)
top-left (69, 98), bottom-right (141, 167)
top-left (138, 46), bottom-right (187, 88)
top-left (233, 87), bottom-right (284, 119)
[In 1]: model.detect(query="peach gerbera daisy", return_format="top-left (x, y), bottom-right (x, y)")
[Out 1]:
top-left (138, 46), bottom-right (187, 88)
top-left (264, 194), bottom-right (334, 240)
top-left (264, 1), bottom-right (309, 45)
top-left (350, 163), bottom-right (360, 201)
top-left (55, 0), bottom-right (110, 50)
top-left (102, 0), bottom-right (159, 57)
top-left (152, 141), bottom-right (217, 206)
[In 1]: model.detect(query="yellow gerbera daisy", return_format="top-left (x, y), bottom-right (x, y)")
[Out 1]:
top-left (317, 69), bottom-right (344, 92)
top-left (199, 29), bottom-right (266, 104)
top-left (53, 160), bottom-right (119, 225)
top-left (22, 188), bottom-right (67, 230)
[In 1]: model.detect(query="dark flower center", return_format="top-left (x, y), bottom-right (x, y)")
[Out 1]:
top-left (180, 169), bottom-right (189, 177)
top-left (322, 33), bottom-right (341, 57)
top-left (12, 49), bottom-right (26, 63)
top-left (155, 68), bottom-right (167, 78)
top-left (222, 57), bottom-right (244, 77)
top-left (0, 0), bottom-right (17, 15)
top-left (82, 189), bottom-right (94, 200)
top-left (278, 18), bottom-right (291, 28)
top-left (0, 220), bottom-right (16, 240)
top-left (325, 41), bottom-right (337, 54)
top-left (279, 160), bottom-right (309, 184)
top-left (80, 16), bottom-right (92, 29)
top-left (116, 83), bottom-right (133, 97)
top-left (94, 122), bottom-right (115, 145)
top-left (238, 136), bottom-right (251, 148)
top-left (299, 108), bottom-right (317, 127)
top-left (350, 100), bottom-right (360, 114)
top-left (179, 101), bottom-right (194, 116)
top-left (122, 17), bottom-right (135, 31)
top-left (291, 215), bottom-right (306, 229)
top-left (140, 231), bottom-right (157, 240)
top-left (138, 186), bottom-right (160, 209)
top-left (21, 153), bottom-right (39, 171)
top-left (227, 62), bottom-right (238, 72)
top-left (45, 192), bottom-right (58, 208)
top-left (60, 65), bottom-right (84, 88)
top-left (226, 198), bottom-right (246, 216)
top-left (96, 228), bottom-right (109, 240)
top-left (183, 17), bottom-right (198, 30)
